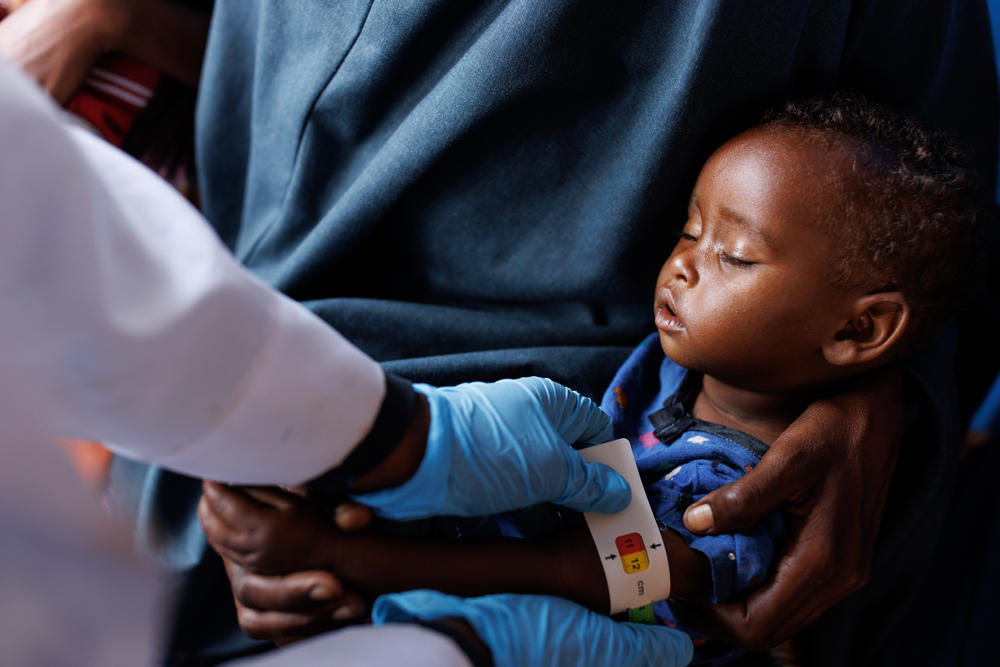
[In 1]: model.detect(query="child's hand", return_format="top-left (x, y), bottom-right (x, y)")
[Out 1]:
top-left (220, 560), bottom-right (366, 643)
top-left (200, 483), bottom-right (375, 640)
top-left (198, 481), bottom-right (362, 574)
top-left (199, 481), bottom-right (342, 574)
top-left (199, 481), bottom-right (396, 593)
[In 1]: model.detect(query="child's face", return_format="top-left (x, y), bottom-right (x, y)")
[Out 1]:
top-left (654, 127), bottom-right (856, 391)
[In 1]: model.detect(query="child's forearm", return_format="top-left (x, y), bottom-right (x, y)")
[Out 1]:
top-left (325, 530), bottom-right (609, 609)
top-left (323, 525), bottom-right (711, 614)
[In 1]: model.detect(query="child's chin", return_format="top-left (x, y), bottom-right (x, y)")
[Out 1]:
top-left (660, 342), bottom-right (695, 370)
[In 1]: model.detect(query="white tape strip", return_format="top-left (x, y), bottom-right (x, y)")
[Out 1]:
top-left (580, 439), bottom-right (670, 614)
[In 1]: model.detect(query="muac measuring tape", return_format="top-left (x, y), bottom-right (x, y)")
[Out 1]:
top-left (580, 439), bottom-right (670, 621)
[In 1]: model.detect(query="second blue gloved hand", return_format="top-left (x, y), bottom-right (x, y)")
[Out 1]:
top-left (354, 377), bottom-right (629, 519)
top-left (372, 590), bottom-right (694, 667)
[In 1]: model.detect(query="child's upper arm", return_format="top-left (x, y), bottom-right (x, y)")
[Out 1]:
top-left (645, 447), bottom-right (783, 603)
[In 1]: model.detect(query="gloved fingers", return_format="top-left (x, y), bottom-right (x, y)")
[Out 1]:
top-left (554, 460), bottom-right (630, 513)
top-left (517, 376), bottom-right (614, 446)
top-left (372, 589), bottom-right (467, 625)
top-left (374, 591), bottom-right (520, 667)
top-left (363, 378), bottom-right (621, 519)
top-left (628, 624), bottom-right (696, 667)
top-left (375, 591), bottom-right (694, 667)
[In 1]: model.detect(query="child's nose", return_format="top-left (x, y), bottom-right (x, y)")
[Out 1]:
top-left (670, 247), bottom-right (697, 285)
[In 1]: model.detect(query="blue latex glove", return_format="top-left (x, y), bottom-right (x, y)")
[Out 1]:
top-left (372, 590), bottom-right (694, 667)
top-left (354, 377), bottom-right (629, 519)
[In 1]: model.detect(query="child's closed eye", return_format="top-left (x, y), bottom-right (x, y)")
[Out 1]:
top-left (720, 251), bottom-right (755, 267)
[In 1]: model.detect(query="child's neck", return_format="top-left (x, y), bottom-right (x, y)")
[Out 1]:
top-left (691, 375), bottom-right (818, 446)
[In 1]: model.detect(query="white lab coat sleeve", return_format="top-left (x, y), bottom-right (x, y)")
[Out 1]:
top-left (0, 58), bottom-right (386, 485)
top-left (1, 421), bottom-right (467, 667)
top-left (0, 427), bottom-right (165, 667)
top-left (230, 625), bottom-right (473, 667)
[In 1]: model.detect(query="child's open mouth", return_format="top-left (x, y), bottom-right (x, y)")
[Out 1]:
top-left (655, 290), bottom-right (685, 332)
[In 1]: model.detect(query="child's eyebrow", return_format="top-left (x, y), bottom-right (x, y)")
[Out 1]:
top-left (718, 206), bottom-right (775, 248)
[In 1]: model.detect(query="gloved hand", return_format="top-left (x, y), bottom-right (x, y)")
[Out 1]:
top-left (372, 590), bottom-right (694, 667)
top-left (354, 377), bottom-right (629, 518)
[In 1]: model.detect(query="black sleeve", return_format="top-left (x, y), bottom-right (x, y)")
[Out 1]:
top-left (306, 373), bottom-right (417, 505)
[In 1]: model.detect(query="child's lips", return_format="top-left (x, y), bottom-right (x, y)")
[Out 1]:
top-left (655, 289), bottom-right (685, 332)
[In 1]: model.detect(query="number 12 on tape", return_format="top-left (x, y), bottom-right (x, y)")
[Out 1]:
top-left (616, 532), bottom-right (650, 573)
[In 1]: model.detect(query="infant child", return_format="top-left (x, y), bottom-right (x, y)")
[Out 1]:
top-left (199, 92), bottom-right (985, 665)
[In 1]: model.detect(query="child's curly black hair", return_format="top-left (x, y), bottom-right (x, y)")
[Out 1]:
top-left (763, 92), bottom-right (989, 352)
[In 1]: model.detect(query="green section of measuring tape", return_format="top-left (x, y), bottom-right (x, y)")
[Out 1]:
top-left (627, 604), bottom-right (656, 624)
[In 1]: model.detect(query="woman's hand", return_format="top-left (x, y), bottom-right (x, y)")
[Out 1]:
top-left (0, 0), bottom-right (207, 101)
top-left (0, 0), bottom-right (127, 103)
top-left (681, 367), bottom-right (904, 649)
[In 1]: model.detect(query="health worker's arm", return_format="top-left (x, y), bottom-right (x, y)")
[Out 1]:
top-left (0, 57), bottom-right (386, 485)
top-left (0, 59), bottom-right (629, 519)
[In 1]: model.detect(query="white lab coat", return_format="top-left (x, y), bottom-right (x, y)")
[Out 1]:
top-left (0, 58), bottom-right (470, 666)
top-left (0, 58), bottom-right (388, 485)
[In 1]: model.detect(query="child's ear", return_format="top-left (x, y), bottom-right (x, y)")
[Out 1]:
top-left (822, 292), bottom-right (910, 367)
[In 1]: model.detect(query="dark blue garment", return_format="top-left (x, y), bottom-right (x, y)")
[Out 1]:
top-left (970, 372), bottom-right (1000, 437)
top-left (195, 0), bottom-right (998, 397)
top-left (116, 1), bottom-right (998, 664)
top-left (882, 370), bottom-right (1000, 666)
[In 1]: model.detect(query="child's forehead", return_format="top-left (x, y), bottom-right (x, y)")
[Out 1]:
top-left (716, 126), bottom-right (849, 170)
top-left (697, 126), bottom-right (857, 204)
top-left (691, 126), bottom-right (862, 249)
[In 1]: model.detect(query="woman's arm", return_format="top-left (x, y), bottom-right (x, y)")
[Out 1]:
top-left (0, 0), bottom-right (208, 102)
top-left (681, 366), bottom-right (904, 649)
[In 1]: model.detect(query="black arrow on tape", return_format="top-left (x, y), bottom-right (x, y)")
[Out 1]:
top-left (649, 543), bottom-right (662, 549)
top-left (605, 554), bottom-right (617, 560)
